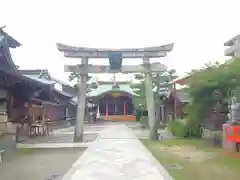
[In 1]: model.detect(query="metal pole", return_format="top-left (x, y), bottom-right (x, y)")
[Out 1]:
top-left (74, 57), bottom-right (88, 142)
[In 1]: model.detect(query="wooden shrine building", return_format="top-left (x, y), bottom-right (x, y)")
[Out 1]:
top-left (158, 75), bottom-right (191, 122)
top-left (88, 81), bottom-right (138, 121)
top-left (0, 28), bottom-right (76, 141)
top-left (19, 69), bottom-right (77, 123)
top-left (159, 89), bottom-right (190, 122)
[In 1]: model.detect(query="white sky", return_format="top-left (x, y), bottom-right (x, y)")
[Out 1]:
top-left (1, 0), bottom-right (239, 83)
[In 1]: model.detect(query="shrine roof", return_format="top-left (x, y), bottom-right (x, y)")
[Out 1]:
top-left (22, 74), bottom-right (55, 85)
top-left (20, 69), bottom-right (74, 100)
top-left (0, 27), bottom-right (21, 48)
top-left (19, 69), bottom-right (70, 86)
top-left (87, 84), bottom-right (138, 97)
top-left (174, 90), bottom-right (190, 102)
top-left (97, 81), bottom-right (131, 85)
top-left (52, 88), bottom-right (73, 100)
top-left (0, 28), bottom-right (21, 70)
top-left (157, 89), bottom-right (190, 103)
top-left (171, 74), bottom-right (192, 86)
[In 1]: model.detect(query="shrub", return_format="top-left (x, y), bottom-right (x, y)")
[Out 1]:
top-left (185, 118), bottom-right (203, 138)
top-left (136, 115), bottom-right (141, 121)
top-left (167, 119), bottom-right (188, 138)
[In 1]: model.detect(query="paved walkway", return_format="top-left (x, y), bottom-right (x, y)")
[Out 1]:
top-left (16, 122), bottom-right (173, 148)
top-left (0, 149), bottom-right (85, 180)
top-left (62, 125), bottom-right (174, 180)
top-left (16, 122), bottom-right (146, 148)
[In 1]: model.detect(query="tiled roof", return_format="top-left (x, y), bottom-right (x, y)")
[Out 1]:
top-left (50, 77), bottom-right (70, 86)
top-left (87, 84), bottom-right (138, 97)
top-left (20, 70), bottom-right (74, 99)
top-left (19, 69), bottom-right (70, 86)
top-left (175, 90), bottom-right (190, 102)
top-left (156, 88), bottom-right (190, 102)
top-left (0, 29), bottom-right (21, 70)
top-left (54, 89), bottom-right (73, 98)
top-left (23, 74), bottom-right (55, 84)
top-left (0, 36), bottom-right (4, 44)
top-left (0, 28), bottom-right (21, 48)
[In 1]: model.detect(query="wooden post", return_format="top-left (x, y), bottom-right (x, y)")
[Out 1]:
top-left (114, 103), bottom-right (117, 115)
top-left (124, 102), bottom-right (126, 115)
top-left (173, 82), bottom-right (177, 120)
top-left (105, 103), bottom-right (108, 120)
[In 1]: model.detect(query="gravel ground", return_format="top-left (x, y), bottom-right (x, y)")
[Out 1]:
top-left (0, 148), bottom-right (85, 180)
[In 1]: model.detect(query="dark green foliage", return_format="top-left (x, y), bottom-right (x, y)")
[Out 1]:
top-left (136, 115), bottom-right (141, 121)
top-left (68, 72), bottom-right (97, 92)
top-left (184, 58), bottom-right (240, 137)
top-left (68, 72), bottom-right (92, 83)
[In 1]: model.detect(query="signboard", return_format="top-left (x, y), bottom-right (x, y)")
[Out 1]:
top-left (108, 53), bottom-right (122, 70)
top-left (111, 93), bottom-right (121, 97)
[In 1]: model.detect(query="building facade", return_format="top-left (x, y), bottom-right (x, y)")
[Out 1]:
top-left (88, 81), bottom-right (138, 121)
top-left (0, 28), bottom-right (76, 160)
top-left (224, 34), bottom-right (240, 57)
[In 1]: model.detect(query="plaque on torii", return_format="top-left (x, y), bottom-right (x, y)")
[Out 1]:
top-left (56, 42), bottom-right (174, 142)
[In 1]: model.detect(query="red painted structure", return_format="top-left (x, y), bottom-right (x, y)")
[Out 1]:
top-left (97, 92), bottom-right (135, 121)
top-left (224, 124), bottom-right (240, 157)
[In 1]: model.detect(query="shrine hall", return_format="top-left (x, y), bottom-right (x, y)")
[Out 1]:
top-left (88, 81), bottom-right (138, 121)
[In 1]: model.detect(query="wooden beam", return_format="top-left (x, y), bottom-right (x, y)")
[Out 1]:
top-left (64, 63), bottom-right (166, 74)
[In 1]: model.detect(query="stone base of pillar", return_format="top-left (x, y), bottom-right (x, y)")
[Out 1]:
top-left (149, 126), bottom-right (159, 140)
top-left (73, 134), bottom-right (84, 142)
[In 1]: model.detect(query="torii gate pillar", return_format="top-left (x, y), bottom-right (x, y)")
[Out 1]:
top-left (57, 43), bottom-right (174, 141)
top-left (74, 57), bottom-right (88, 142)
top-left (143, 57), bottom-right (157, 139)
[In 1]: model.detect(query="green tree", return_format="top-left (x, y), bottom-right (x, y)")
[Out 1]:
top-left (184, 58), bottom-right (240, 137)
top-left (68, 72), bottom-right (98, 93)
top-left (131, 68), bottom-right (177, 140)
top-left (132, 69), bottom-right (177, 110)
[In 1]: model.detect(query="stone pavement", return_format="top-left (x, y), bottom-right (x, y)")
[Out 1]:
top-left (16, 125), bottom-right (100, 148)
top-left (0, 148), bottom-right (85, 180)
top-left (16, 122), bottom-right (174, 149)
top-left (62, 125), bottom-right (174, 180)
top-left (17, 122), bottom-right (144, 147)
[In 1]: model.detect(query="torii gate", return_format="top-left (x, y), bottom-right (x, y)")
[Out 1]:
top-left (56, 43), bottom-right (174, 141)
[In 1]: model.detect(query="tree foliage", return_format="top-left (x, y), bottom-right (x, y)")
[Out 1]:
top-left (68, 72), bottom-right (97, 93)
top-left (131, 69), bottom-right (178, 110)
top-left (184, 58), bottom-right (240, 137)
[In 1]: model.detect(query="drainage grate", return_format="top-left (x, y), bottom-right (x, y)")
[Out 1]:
top-left (164, 164), bottom-right (182, 170)
top-left (44, 174), bottom-right (62, 180)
